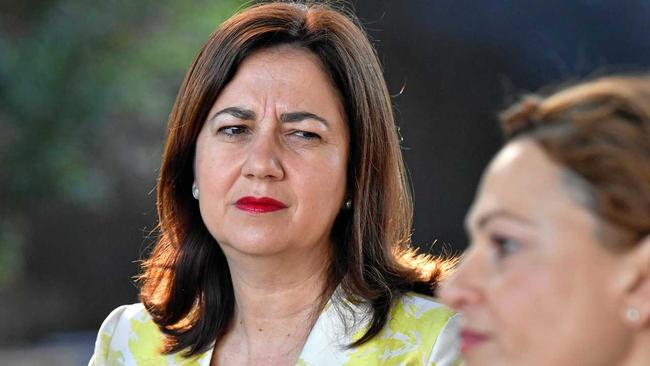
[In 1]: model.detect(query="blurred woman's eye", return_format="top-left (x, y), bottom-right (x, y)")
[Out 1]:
top-left (289, 130), bottom-right (321, 140)
top-left (217, 125), bottom-right (248, 137)
top-left (490, 234), bottom-right (521, 259)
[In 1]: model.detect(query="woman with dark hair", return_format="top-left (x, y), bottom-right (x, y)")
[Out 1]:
top-left (89, 2), bottom-right (459, 365)
top-left (439, 75), bottom-right (650, 366)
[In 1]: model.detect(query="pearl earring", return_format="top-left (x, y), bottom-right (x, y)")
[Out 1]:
top-left (192, 183), bottom-right (200, 200)
top-left (344, 198), bottom-right (352, 210)
top-left (626, 307), bottom-right (640, 322)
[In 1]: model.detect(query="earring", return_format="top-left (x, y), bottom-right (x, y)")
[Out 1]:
top-left (344, 198), bottom-right (352, 210)
top-left (192, 183), bottom-right (200, 200)
top-left (626, 307), bottom-right (641, 323)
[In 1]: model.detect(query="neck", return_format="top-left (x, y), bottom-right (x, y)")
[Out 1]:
top-left (619, 332), bottom-right (650, 366)
top-left (226, 242), bottom-right (332, 317)
top-left (218, 241), bottom-right (334, 360)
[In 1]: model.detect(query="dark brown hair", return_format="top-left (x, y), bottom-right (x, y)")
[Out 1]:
top-left (500, 75), bottom-right (650, 247)
top-left (139, 1), bottom-right (453, 357)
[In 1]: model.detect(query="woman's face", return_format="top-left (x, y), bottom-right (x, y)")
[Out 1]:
top-left (194, 45), bottom-right (349, 260)
top-left (439, 139), bottom-right (634, 366)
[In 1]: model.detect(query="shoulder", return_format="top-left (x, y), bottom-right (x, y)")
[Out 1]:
top-left (88, 303), bottom-right (161, 365)
top-left (389, 292), bottom-right (457, 335)
top-left (88, 303), bottom-right (212, 366)
top-left (343, 293), bottom-right (461, 366)
top-left (99, 303), bottom-right (154, 335)
top-left (100, 303), bottom-right (160, 347)
top-left (392, 293), bottom-right (462, 365)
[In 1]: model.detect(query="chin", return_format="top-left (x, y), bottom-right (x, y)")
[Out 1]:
top-left (463, 346), bottom-right (507, 366)
top-left (217, 234), bottom-right (292, 257)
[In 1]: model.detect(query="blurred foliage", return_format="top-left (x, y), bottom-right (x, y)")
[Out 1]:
top-left (0, 0), bottom-right (243, 289)
top-left (0, 219), bottom-right (25, 289)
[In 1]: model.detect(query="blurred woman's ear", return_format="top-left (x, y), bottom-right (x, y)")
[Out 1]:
top-left (620, 235), bottom-right (650, 329)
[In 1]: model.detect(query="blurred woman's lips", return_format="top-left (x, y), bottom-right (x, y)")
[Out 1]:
top-left (460, 328), bottom-right (489, 353)
top-left (235, 196), bottom-right (288, 213)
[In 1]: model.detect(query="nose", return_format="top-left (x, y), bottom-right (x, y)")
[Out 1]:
top-left (241, 127), bottom-right (285, 181)
top-left (438, 246), bottom-right (484, 312)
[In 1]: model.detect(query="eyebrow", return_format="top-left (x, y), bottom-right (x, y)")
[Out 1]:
top-left (209, 107), bottom-right (330, 127)
top-left (210, 107), bottom-right (255, 121)
top-left (465, 209), bottom-right (534, 232)
top-left (280, 111), bottom-right (329, 127)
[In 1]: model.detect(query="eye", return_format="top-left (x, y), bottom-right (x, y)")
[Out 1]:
top-left (490, 234), bottom-right (521, 259)
top-left (217, 125), bottom-right (248, 137)
top-left (289, 130), bottom-right (321, 140)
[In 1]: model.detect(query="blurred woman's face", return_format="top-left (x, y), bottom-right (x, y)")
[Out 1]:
top-left (439, 139), bottom-right (634, 366)
top-left (194, 45), bottom-right (348, 260)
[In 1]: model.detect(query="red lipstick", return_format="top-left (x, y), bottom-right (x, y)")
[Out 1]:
top-left (235, 196), bottom-right (287, 213)
top-left (460, 329), bottom-right (488, 353)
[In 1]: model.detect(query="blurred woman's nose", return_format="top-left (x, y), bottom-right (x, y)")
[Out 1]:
top-left (438, 247), bottom-right (484, 311)
top-left (241, 124), bottom-right (285, 181)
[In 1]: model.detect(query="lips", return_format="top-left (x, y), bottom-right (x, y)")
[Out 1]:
top-left (460, 328), bottom-right (488, 353)
top-left (235, 196), bottom-right (287, 213)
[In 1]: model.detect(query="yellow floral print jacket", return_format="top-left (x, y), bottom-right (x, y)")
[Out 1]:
top-left (89, 292), bottom-right (460, 366)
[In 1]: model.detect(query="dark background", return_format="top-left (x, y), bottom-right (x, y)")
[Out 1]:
top-left (1, 0), bottom-right (649, 363)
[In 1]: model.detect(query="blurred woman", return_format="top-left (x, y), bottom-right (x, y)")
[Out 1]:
top-left (89, 2), bottom-right (459, 365)
top-left (439, 75), bottom-right (650, 366)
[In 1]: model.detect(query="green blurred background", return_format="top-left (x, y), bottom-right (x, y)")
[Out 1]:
top-left (0, 0), bottom-right (243, 363)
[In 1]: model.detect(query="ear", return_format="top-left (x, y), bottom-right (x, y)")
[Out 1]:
top-left (620, 235), bottom-right (650, 328)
